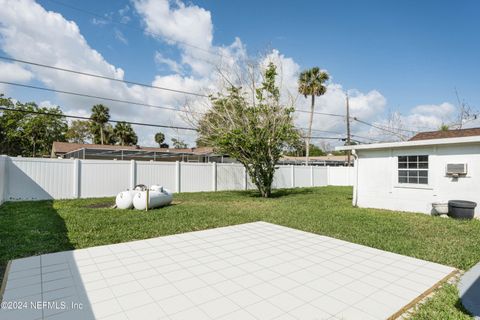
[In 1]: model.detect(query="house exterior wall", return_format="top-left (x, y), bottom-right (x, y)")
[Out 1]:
top-left (355, 143), bottom-right (480, 217)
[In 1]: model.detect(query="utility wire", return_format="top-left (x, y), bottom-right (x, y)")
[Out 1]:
top-left (0, 65), bottom-right (348, 118)
top-left (307, 128), bottom-right (380, 142)
top-left (353, 117), bottom-right (416, 136)
top-left (0, 106), bottom-right (378, 143)
top-left (0, 56), bottom-right (208, 98)
top-left (0, 81), bottom-right (197, 114)
top-left (0, 81), bottom-right (381, 141)
top-left (0, 107), bottom-right (197, 131)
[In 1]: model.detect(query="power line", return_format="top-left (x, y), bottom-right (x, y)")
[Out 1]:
top-left (354, 117), bottom-right (418, 133)
top-left (0, 78), bottom-right (378, 141)
top-left (0, 106), bottom-right (197, 131)
top-left (295, 108), bottom-right (347, 118)
top-left (307, 136), bottom-right (345, 140)
top-left (307, 128), bottom-right (380, 142)
top-left (0, 81), bottom-right (197, 114)
top-left (1, 56), bottom-right (351, 119)
top-left (45, 0), bottom-right (225, 59)
top-left (0, 56), bottom-right (346, 118)
top-left (0, 105), bottom-right (379, 144)
top-left (353, 117), bottom-right (415, 138)
top-left (0, 56), bottom-right (208, 98)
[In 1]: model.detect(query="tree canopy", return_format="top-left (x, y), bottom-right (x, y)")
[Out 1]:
top-left (171, 137), bottom-right (187, 149)
top-left (0, 95), bottom-right (67, 156)
top-left (66, 120), bottom-right (92, 144)
top-left (90, 104), bottom-right (110, 145)
top-left (298, 67), bottom-right (329, 164)
top-left (113, 121), bottom-right (138, 146)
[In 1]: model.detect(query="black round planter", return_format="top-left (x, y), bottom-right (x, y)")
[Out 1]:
top-left (448, 200), bottom-right (477, 219)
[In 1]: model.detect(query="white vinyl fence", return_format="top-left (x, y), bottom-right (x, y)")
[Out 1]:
top-left (0, 156), bottom-right (354, 202)
top-left (0, 156), bottom-right (7, 204)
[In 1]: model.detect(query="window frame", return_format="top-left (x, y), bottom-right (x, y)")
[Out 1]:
top-left (397, 155), bottom-right (429, 185)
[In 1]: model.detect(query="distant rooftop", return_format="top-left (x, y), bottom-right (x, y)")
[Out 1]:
top-left (51, 142), bottom-right (221, 162)
top-left (409, 127), bottom-right (480, 141)
top-left (52, 141), bottom-right (214, 156)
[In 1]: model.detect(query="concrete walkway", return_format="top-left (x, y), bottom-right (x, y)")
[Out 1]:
top-left (0, 222), bottom-right (456, 320)
top-left (459, 261), bottom-right (480, 319)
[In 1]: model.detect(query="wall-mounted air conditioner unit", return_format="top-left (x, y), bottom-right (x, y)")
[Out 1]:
top-left (446, 163), bottom-right (467, 177)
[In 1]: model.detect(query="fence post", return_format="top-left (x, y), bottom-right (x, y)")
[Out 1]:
top-left (327, 166), bottom-right (331, 186)
top-left (310, 166), bottom-right (314, 187)
top-left (212, 162), bottom-right (217, 191)
top-left (130, 160), bottom-right (136, 190)
top-left (73, 159), bottom-right (80, 198)
top-left (291, 165), bottom-right (295, 188)
top-left (243, 166), bottom-right (248, 190)
top-left (175, 161), bottom-right (181, 193)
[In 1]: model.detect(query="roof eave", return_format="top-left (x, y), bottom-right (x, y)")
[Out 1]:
top-left (335, 136), bottom-right (480, 151)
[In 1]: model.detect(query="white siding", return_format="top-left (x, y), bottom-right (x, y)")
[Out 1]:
top-left (7, 157), bottom-right (74, 200)
top-left (80, 160), bottom-right (130, 198)
top-left (355, 143), bottom-right (480, 217)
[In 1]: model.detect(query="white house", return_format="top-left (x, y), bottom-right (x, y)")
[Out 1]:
top-left (336, 128), bottom-right (480, 217)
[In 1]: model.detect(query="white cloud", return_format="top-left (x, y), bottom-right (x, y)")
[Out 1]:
top-left (1, 0), bottom-right (444, 148)
top-left (91, 17), bottom-right (108, 26)
top-left (154, 52), bottom-right (183, 73)
top-left (118, 5), bottom-right (131, 24)
top-left (0, 61), bottom-right (34, 82)
top-left (0, 0), bottom-right (193, 146)
top-left (114, 29), bottom-right (128, 45)
top-left (133, 0), bottom-right (220, 77)
top-left (133, 0), bottom-right (212, 50)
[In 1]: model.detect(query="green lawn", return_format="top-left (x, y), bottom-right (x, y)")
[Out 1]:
top-left (1, 186), bottom-right (478, 319)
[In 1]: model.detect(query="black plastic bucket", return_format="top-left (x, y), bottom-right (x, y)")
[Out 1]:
top-left (448, 200), bottom-right (477, 219)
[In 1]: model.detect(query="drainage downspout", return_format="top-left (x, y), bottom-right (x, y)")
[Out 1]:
top-left (351, 150), bottom-right (359, 207)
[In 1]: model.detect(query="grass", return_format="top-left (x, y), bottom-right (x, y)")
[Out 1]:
top-left (0, 186), bottom-right (478, 318)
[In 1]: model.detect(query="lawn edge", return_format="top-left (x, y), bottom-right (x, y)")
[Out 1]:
top-left (388, 269), bottom-right (459, 320)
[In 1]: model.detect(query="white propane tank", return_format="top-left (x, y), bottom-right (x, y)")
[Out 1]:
top-left (115, 186), bottom-right (144, 209)
top-left (133, 186), bottom-right (173, 210)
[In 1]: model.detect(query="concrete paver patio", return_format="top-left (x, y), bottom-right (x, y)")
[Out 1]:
top-left (0, 222), bottom-right (456, 320)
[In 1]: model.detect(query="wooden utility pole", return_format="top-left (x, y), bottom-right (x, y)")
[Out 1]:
top-left (346, 93), bottom-right (351, 166)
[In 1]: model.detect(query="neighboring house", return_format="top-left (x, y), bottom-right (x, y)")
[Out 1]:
top-left (336, 128), bottom-right (480, 217)
top-left (51, 142), bottom-right (229, 163)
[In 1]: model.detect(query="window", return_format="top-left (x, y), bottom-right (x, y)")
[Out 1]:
top-left (398, 155), bottom-right (428, 184)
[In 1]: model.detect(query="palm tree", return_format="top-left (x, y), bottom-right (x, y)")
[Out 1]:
top-left (155, 132), bottom-right (165, 147)
top-left (90, 104), bottom-right (110, 145)
top-left (113, 121), bottom-right (138, 146)
top-left (298, 67), bottom-right (329, 165)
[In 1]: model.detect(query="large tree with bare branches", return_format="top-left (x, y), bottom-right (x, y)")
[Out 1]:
top-left (196, 63), bottom-right (299, 197)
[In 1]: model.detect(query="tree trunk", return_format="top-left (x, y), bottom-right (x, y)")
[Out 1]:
top-left (306, 95), bottom-right (315, 165)
top-left (100, 126), bottom-right (104, 145)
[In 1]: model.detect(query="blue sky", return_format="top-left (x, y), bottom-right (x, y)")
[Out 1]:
top-left (1, 0), bottom-right (479, 145)
top-left (37, 0), bottom-right (480, 108)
